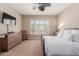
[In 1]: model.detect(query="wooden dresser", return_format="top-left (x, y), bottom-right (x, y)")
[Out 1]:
top-left (0, 32), bottom-right (22, 51)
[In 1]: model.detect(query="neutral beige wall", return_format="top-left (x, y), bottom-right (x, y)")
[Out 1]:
top-left (22, 15), bottom-right (58, 39)
top-left (0, 3), bottom-right (22, 34)
top-left (58, 4), bottom-right (79, 29)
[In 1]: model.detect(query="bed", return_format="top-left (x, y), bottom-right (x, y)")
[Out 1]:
top-left (42, 28), bottom-right (79, 56)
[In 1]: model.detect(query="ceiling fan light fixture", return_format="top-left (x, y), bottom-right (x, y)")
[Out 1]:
top-left (38, 5), bottom-right (45, 11)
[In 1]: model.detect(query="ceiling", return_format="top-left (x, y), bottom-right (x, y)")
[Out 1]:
top-left (8, 3), bottom-right (71, 15)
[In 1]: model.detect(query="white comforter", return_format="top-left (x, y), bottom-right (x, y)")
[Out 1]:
top-left (45, 38), bottom-right (79, 56)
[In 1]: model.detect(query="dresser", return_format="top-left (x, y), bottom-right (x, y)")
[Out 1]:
top-left (0, 32), bottom-right (22, 51)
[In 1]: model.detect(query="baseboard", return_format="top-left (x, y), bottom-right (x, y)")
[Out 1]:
top-left (27, 38), bottom-right (41, 40)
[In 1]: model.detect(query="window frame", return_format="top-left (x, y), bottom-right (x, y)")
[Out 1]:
top-left (30, 20), bottom-right (49, 34)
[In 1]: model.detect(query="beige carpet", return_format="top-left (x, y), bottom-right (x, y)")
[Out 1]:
top-left (1, 39), bottom-right (43, 56)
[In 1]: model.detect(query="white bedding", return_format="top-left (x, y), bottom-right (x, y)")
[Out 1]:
top-left (45, 38), bottom-right (79, 56)
top-left (44, 29), bottom-right (79, 56)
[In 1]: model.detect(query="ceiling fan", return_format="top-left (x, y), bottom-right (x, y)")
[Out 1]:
top-left (32, 3), bottom-right (51, 11)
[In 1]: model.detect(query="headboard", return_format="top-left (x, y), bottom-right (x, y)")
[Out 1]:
top-left (64, 28), bottom-right (79, 30)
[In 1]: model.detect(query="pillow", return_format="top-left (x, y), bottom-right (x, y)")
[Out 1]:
top-left (63, 34), bottom-right (73, 41)
top-left (62, 30), bottom-right (72, 41)
top-left (72, 30), bottom-right (79, 34)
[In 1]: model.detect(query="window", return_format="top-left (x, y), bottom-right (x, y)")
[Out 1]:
top-left (30, 20), bottom-right (49, 34)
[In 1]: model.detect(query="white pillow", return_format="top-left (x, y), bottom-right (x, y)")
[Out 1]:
top-left (62, 30), bottom-right (72, 41)
top-left (63, 34), bottom-right (73, 41)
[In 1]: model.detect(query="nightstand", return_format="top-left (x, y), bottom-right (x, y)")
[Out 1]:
top-left (21, 30), bottom-right (27, 41)
top-left (0, 49), bottom-right (2, 55)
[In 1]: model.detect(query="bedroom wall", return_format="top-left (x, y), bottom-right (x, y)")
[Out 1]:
top-left (22, 15), bottom-right (58, 39)
top-left (0, 3), bottom-right (22, 34)
top-left (58, 3), bottom-right (79, 29)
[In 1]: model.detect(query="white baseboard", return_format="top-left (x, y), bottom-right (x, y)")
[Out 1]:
top-left (27, 38), bottom-right (41, 40)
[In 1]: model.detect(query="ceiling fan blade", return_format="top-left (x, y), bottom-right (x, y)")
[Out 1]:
top-left (42, 3), bottom-right (51, 7)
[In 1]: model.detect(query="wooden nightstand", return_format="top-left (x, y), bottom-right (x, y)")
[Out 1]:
top-left (0, 49), bottom-right (2, 55)
top-left (21, 30), bottom-right (27, 41)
